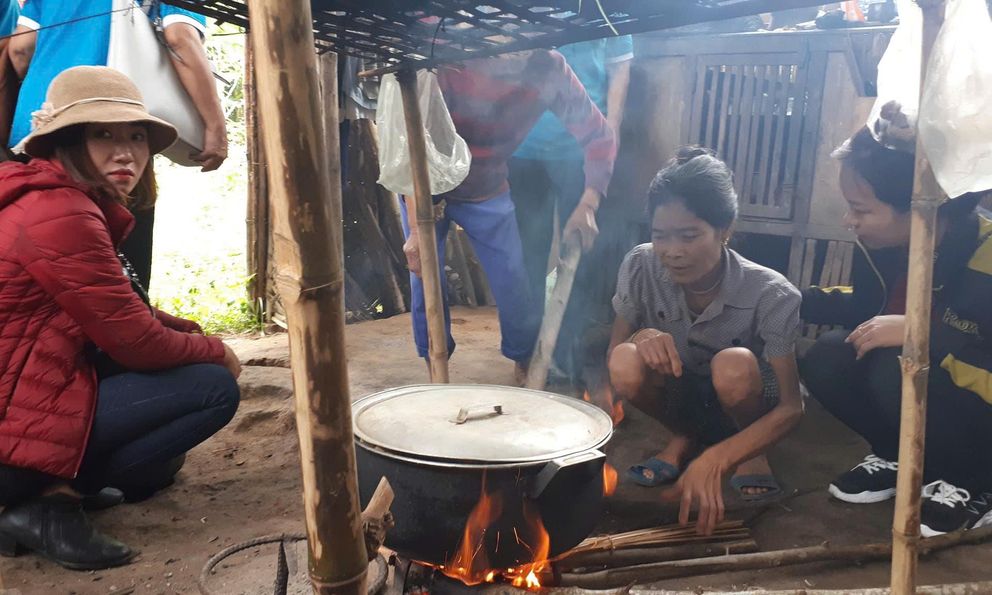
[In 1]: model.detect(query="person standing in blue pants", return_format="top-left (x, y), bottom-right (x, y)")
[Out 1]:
top-left (401, 51), bottom-right (617, 382)
top-left (400, 191), bottom-right (537, 367)
top-left (509, 36), bottom-right (633, 382)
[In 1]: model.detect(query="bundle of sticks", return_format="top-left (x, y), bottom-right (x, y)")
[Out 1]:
top-left (547, 521), bottom-right (757, 579)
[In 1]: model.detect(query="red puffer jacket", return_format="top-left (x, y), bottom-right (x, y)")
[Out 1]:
top-left (0, 159), bottom-right (226, 478)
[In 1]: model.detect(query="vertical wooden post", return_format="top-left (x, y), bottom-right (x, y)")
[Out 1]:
top-left (890, 2), bottom-right (946, 593)
top-left (244, 37), bottom-right (270, 323)
top-left (246, 2), bottom-right (369, 594)
top-left (396, 69), bottom-right (450, 383)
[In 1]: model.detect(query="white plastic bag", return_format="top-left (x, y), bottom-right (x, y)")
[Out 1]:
top-left (918, 0), bottom-right (992, 197)
top-left (867, 0), bottom-right (922, 146)
top-left (376, 70), bottom-right (471, 196)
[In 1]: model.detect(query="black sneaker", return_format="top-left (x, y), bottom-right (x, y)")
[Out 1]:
top-left (828, 454), bottom-right (898, 503)
top-left (920, 480), bottom-right (992, 537)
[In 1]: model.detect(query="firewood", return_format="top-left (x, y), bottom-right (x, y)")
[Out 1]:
top-left (564, 521), bottom-right (747, 556)
top-left (550, 524), bottom-right (992, 589)
top-left (361, 477), bottom-right (395, 561)
top-left (555, 539), bottom-right (758, 571)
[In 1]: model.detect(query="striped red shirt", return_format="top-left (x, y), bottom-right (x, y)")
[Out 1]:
top-left (436, 50), bottom-right (617, 202)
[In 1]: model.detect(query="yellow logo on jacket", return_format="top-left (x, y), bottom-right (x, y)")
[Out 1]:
top-left (942, 308), bottom-right (980, 336)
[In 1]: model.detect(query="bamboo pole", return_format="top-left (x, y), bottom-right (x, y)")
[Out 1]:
top-left (244, 37), bottom-right (269, 320)
top-left (526, 241), bottom-right (582, 389)
top-left (396, 69), bottom-right (449, 383)
top-left (245, 2), bottom-right (368, 593)
top-left (890, 2), bottom-right (946, 593)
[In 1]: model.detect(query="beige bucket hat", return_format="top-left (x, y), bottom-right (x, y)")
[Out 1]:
top-left (20, 65), bottom-right (178, 157)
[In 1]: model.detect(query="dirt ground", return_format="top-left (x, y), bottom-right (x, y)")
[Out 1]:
top-left (3, 306), bottom-right (992, 594)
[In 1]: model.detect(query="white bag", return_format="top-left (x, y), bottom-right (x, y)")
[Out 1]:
top-left (869, 0), bottom-right (992, 197)
top-left (867, 0), bottom-right (922, 147)
top-left (107, 0), bottom-right (204, 166)
top-left (376, 70), bottom-right (471, 196)
top-left (918, 0), bottom-right (992, 197)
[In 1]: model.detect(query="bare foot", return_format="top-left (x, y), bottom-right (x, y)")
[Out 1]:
top-left (733, 455), bottom-right (776, 497)
top-left (638, 435), bottom-right (694, 483)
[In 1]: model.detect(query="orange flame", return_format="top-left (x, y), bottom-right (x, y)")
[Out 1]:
top-left (583, 386), bottom-right (625, 426)
top-left (603, 463), bottom-right (618, 497)
top-left (605, 385), bottom-right (625, 425)
top-left (507, 501), bottom-right (550, 589)
top-left (443, 473), bottom-right (503, 585)
top-left (439, 476), bottom-right (551, 589)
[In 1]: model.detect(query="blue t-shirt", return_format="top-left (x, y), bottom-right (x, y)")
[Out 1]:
top-left (11, 0), bottom-right (207, 148)
top-left (0, 1), bottom-right (19, 38)
top-left (514, 35), bottom-right (633, 162)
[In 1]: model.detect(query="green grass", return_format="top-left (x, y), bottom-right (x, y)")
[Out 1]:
top-left (149, 25), bottom-right (258, 335)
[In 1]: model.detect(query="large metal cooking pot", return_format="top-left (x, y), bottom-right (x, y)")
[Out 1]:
top-left (353, 384), bottom-right (613, 569)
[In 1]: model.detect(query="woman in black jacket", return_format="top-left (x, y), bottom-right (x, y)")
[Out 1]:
top-left (800, 125), bottom-right (992, 536)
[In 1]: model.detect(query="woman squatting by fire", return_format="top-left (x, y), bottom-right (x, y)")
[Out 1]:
top-left (608, 147), bottom-right (804, 535)
top-left (0, 66), bottom-right (241, 570)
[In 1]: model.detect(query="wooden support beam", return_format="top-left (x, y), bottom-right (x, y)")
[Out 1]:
top-left (244, 37), bottom-right (270, 321)
top-left (245, 2), bottom-right (368, 593)
top-left (397, 69), bottom-right (449, 383)
top-left (890, 2), bottom-right (946, 593)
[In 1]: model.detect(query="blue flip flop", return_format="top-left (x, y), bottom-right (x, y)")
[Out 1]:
top-left (627, 458), bottom-right (681, 487)
top-left (730, 474), bottom-right (783, 503)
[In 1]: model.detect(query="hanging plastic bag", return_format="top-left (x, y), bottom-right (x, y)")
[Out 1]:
top-left (918, 0), bottom-right (992, 197)
top-left (376, 70), bottom-right (471, 197)
top-left (867, 0), bottom-right (922, 146)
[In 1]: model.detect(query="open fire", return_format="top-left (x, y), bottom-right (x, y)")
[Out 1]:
top-left (433, 456), bottom-right (620, 589)
top-left (433, 473), bottom-right (551, 588)
top-left (583, 386), bottom-right (624, 426)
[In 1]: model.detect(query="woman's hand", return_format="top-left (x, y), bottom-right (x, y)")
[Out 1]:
top-left (221, 343), bottom-right (242, 379)
top-left (632, 329), bottom-right (683, 377)
top-left (846, 315), bottom-right (905, 359)
top-left (674, 448), bottom-right (728, 535)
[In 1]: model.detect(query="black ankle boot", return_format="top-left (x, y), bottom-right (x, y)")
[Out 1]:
top-left (0, 494), bottom-right (134, 570)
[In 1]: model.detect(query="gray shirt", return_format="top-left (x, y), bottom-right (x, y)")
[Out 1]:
top-left (612, 244), bottom-right (801, 376)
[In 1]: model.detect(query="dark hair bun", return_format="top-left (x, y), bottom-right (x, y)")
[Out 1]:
top-left (648, 145), bottom-right (737, 229)
top-left (675, 146), bottom-right (716, 165)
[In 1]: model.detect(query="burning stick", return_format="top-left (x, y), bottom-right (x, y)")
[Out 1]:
top-left (526, 240), bottom-right (582, 390)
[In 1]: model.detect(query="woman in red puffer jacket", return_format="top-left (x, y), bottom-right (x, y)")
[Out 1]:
top-left (0, 66), bottom-right (241, 570)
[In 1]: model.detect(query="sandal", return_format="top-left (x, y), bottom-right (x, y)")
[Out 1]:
top-left (627, 458), bottom-right (681, 487)
top-left (730, 474), bottom-right (783, 503)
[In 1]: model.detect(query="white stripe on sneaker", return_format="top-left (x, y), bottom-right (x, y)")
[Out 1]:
top-left (828, 483), bottom-right (896, 504)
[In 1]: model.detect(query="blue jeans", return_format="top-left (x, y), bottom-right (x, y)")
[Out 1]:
top-left (0, 363), bottom-right (239, 503)
top-left (74, 363), bottom-right (240, 492)
top-left (400, 192), bottom-right (540, 362)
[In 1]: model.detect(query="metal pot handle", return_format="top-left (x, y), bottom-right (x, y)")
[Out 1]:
top-left (528, 449), bottom-right (606, 499)
top-left (449, 404), bottom-right (503, 424)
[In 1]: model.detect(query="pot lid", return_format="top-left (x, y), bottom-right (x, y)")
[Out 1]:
top-left (352, 384), bottom-right (613, 465)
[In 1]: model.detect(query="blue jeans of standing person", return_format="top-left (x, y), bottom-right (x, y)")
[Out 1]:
top-left (400, 191), bottom-right (540, 363)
